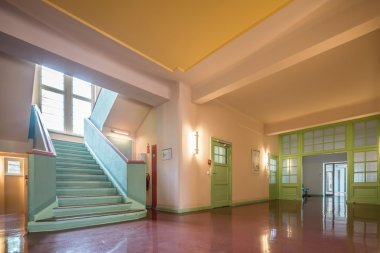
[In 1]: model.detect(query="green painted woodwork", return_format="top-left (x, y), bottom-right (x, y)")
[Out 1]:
top-left (28, 154), bottom-right (56, 220)
top-left (278, 115), bottom-right (380, 204)
top-left (89, 88), bottom-right (117, 130)
top-left (211, 138), bottom-right (232, 208)
top-left (127, 163), bottom-right (147, 207)
top-left (269, 155), bottom-right (279, 200)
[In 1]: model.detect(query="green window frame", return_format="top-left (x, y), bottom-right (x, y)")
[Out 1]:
top-left (282, 157), bottom-right (297, 184)
top-left (282, 134), bottom-right (298, 155)
top-left (353, 150), bottom-right (378, 183)
top-left (269, 158), bottom-right (277, 184)
top-left (353, 119), bottom-right (378, 147)
top-left (303, 125), bottom-right (346, 153)
top-left (214, 145), bottom-right (228, 165)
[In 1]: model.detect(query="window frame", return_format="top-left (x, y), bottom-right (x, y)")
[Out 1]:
top-left (37, 65), bottom-right (95, 136)
top-left (4, 157), bottom-right (24, 176)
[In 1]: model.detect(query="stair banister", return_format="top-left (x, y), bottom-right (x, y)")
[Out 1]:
top-left (27, 104), bottom-right (57, 224)
top-left (29, 104), bottom-right (56, 156)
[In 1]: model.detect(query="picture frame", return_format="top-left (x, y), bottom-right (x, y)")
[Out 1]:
top-left (251, 149), bottom-right (260, 173)
top-left (4, 157), bottom-right (24, 176)
top-left (162, 148), bottom-right (172, 160)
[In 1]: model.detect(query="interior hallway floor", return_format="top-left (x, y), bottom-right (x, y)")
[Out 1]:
top-left (1, 197), bottom-right (380, 252)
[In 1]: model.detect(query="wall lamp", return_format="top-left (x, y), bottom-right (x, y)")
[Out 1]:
top-left (194, 131), bottom-right (199, 155)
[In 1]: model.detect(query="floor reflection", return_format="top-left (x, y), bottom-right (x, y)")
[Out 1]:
top-left (0, 214), bottom-right (26, 253)
top-left (0, 198), bottom-right (379, 252)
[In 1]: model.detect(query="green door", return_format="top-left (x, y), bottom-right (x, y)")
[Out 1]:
top-left (211, 139), bottom-right (231, 208)
top-left (269, 155), bottom-right (279, 200)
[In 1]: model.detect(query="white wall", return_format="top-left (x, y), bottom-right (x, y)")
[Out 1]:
top-left (135, 83), bottom-right (278, 211)
top-left (135, 108), bottom-right (157, 206)
top-left (302, 153), bottom-right (347, 195)
top-left (0, 52), bottom-right (34, 151)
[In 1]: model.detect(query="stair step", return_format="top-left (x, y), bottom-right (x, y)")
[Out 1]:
top-left (58, 195), bottom-right (122, 206)
top-left (56, 173), bottom-right (107, 181)
top-left (57, 168), bottom-right (104, 175)
top-left (56, 152), bottom-right (93, 159)
top-left (56, 149), bottom-right (91, 156)
top-left (57, 160), bottom-right (97, 166)
top-left (28, 210), bottom-right (147, 232)
top-left (57, 180), bottom-right (112, 188)
top-left (57, 187), bottom-right (117, 196)
top-left (45, 209), bottom-right (145, 222)
top-left (53, 202), bottom-right (132, 217)
top-left (52, 140), bottom-right (85, 147)
top-left (57, 157), bottom-right (97, 164)
top-left (56, 163), bottom-right (100, 169)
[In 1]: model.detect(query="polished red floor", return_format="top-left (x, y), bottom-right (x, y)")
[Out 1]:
top-left (1, 197), bottom-right (380, 252)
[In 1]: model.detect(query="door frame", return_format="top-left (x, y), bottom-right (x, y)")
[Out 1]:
top-left (323, 162), bottom-right (347, 197)
top-left (210, 137), bottom-right (232, 208)
top-left (151, 144), bottom-right (157, 209)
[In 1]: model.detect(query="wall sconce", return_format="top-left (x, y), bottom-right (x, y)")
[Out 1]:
top-left (194, 131), bottom-right (199, 155)
top-left (263, 151), bottom-right (269, 170)
top-left (111, 129), bottom-right (129, 136)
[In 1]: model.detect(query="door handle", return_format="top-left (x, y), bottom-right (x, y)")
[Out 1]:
top-left (213, 172), bottom-right (217, 174)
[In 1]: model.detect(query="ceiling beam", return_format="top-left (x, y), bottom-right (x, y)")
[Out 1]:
top-left (192, 0), bottom-right (380, 104)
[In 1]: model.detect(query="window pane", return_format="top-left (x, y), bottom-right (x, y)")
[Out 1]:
top-left (41, 66), bottom-right (64, 90)
top-left (354, 173), bottom-right (365, 183)
top-left (354, 163), bottom-right (364, 172)
top-left (354, 152), bottom-right (365, 162)
top-left (366, 151), bottom-right (377, 161)
top-left (366, 172), bottom-right (377, 182)
top-left (289, 166), bottom-right (297, 175)
top-left (73, 77), bottom-right (92, 99)
top-left (72, 99), bottom-right (92, 135)
top-left (282, 176), bottom-right (289, 184)
top-left (41, 89), bottom-right (64, 131)
top-left (366, 162), bottom-right (377, 172)
top-left (7, 160), bottom-right (21, 175)
top-left (289, 175), bottom-right (297, 183)
top-left (282, 167), bottom-right (289, 175)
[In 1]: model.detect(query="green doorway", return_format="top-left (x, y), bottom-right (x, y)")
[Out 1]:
top-left (211, 138), bottom-right (232, 208)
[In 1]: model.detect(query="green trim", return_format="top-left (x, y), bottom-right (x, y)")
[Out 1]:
top-left (232, 198), bottom-right (269, 207)
top-left (278, 115), bottom-right (380, 205)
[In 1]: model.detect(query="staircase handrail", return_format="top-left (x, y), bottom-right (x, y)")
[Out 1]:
top-left (29, 104), bottom-right (56, 157)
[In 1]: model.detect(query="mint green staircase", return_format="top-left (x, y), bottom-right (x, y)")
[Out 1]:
top-left (27, 140), bottom-right (146, 232)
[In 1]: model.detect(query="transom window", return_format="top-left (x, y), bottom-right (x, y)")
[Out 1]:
top-left (353, 120), bottom-right (378, 147)
top-left (282, 134), bottom-right (298, 155)
top-left (303, 126), bottom-right (346, 153)
top-left (39, 66), bottom-right (95, 135)
top-left (353, 150), bottom-right (378, 183)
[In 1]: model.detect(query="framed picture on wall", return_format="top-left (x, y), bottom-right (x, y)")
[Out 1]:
top-left (251, 149), bottom-right (260, 173)
top-left (162, 148), bottom-right (172, 160)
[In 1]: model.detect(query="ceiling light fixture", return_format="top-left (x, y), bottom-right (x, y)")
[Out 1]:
top-left (111, 129), bottom-right (129, 136)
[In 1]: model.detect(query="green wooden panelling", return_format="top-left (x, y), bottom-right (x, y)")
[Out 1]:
top-left (28, 154), bottom-right (56, 220)
top-left (278, 115), bottom-right (380, 204)
top-left (127, 163), bottom-right (146, 206)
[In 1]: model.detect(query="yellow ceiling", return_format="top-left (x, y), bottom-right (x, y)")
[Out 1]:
top-left (43, 0), bottom-right (292, 72)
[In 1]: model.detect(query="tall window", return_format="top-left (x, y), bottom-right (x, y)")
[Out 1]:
top-left (39, 66), bottom-right (95, 135)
